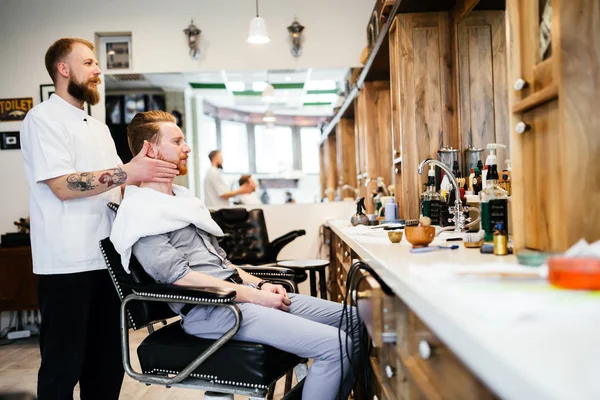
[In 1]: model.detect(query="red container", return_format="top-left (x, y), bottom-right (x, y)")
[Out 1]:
top-left (547, 257), bottom-right (600, 290)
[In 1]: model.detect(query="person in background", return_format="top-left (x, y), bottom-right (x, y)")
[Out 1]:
top-left (285, 191), bottom-right (296, 204)
top-left (20, 37), bottom-right (179, 400)
top-left (204, 150), bottom-right (252, 208)
top-left (237, 174), bottom-right (262, 205)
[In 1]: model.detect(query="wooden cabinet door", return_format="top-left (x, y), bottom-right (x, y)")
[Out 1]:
top-left (0, 247), bottom-right (37, 312)
top-left (355, 81), bottom-right (391, 214)
top-left (513, 99), bottom-right (566, 251)
top-left (397, 13), bottom-right (454, 220)
top-left (507, 0), bottom-right (557, 111)
top-left (336, 118), bottom-right (357, 194)
top-left (457, 11), bottom-right (509, 171)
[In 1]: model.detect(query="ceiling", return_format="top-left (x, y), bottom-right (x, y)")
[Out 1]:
top-left (104, 68), bottom-right (349, 116)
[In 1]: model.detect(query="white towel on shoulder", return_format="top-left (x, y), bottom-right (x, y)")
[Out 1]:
top-left (110, 184), bottom-right (224, 273)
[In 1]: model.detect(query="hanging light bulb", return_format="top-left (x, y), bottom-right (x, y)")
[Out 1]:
top-left (263, 110), bottom-right (276, 123)
top-left (247, 0), bottom-right (271, 44)
top-left (261, 83), bottom-right (275, 103)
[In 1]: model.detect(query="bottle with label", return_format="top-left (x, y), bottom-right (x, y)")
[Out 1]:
top-left (480, 143), bottom-right (509, 242)
top-left (420, 165), bottom-right (441, 225)
top-left (493, 222), bottom-right (508, 255)
top-left (473, 167), bottom-right (482, 195)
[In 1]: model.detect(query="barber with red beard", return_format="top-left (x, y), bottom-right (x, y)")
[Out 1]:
top-left (20, 38), bottom-right (179, 400)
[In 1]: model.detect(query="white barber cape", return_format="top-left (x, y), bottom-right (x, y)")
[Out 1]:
top-left (110, 184), bottom-right (224, 273)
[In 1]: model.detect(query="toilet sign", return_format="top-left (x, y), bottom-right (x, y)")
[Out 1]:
top-left (0, 97), bottom-right (33, 122)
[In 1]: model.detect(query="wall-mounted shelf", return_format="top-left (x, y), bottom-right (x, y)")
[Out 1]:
top-left (319, 0), bottom-right (404, 145)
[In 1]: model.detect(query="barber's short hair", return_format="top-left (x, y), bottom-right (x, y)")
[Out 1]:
top-left (208, 150), bottom-right (221, 162)
top-left (45, 38), bottom-right (94, 84)
top-left (239, 174), bottom-right (252, 186)
top-left (127, 110), bottom-right (176, 156)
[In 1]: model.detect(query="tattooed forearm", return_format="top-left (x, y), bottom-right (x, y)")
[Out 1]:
top-left (67, 172), bottom-right (97, 192)
top-left (98, 167), bottom-right (127, 188)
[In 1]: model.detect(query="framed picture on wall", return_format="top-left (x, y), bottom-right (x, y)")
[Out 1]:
top-left (39, 83), bottom-right (92, 115)
top-left (40, 84), bottom-right (55, 102)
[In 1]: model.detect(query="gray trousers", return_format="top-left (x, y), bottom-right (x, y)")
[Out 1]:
top-left (181, 293), bottom-right (362, 400)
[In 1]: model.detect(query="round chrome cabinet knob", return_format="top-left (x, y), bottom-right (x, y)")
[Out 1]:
top-left (515, 121), bottom-right (529, 134)
top-left (419, 340), bottom-right (432, 360)
top-left (514, 78), bottom-right (527, 91)
top-left (385, 364), bottom-right (395, 378)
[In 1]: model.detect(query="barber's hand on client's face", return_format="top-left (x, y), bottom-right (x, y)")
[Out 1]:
top-left (239, 182), bottom-right (253, 194)
top-left (124, 140), bottom-right (179, 183)
top-left (261, 283), bottom-right (288, 298)
top-left (254, 289), bottom-right (292, 312)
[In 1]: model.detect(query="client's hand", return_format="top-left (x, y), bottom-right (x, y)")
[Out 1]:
top-left (261, 283), bottom-right (288, 298)
top-left (254, 290), bottom-right (291, 312)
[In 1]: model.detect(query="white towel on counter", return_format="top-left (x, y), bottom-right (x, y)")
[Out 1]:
top-left (110, 184), bottom-right (224, 273)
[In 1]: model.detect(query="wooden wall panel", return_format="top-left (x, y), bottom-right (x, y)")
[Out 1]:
top-left (336, 118), bottom-right (357, 196)
top-left (374, 82), bottom-right (393, 191)
top-left (559, 0), bottom-right (600, 247)
top-left (326, 134), bottom-right (338, 202)
top-left (319, 142), bottom-right (327, 200)
top-left (457, 11), bottom-right (509, 170)
top-left (398, 13), bottom-right (454, 219)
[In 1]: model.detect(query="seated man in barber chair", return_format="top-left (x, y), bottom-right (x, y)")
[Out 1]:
top-left (110, 110), bottom-right (361, 400)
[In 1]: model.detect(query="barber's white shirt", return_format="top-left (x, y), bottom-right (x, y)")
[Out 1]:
top-left (203, 166), bottom-right (230, 208)
top-left (20, 94), bottom-right (122, 275)
top-left (238, 192), bottom-right (262, 205)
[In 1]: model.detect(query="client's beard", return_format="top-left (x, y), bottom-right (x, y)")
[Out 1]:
top-left (158, 152), bottom-right (188, 176)
top-left (67, 76), bottom-right (101, 106)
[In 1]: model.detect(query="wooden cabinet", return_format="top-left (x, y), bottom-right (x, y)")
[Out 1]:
top-left (507, 0), bottom-right (600, 251)
top-left (0, 246), bottom-right (37, 312)
top-left (456, 11), bottom-right (509, 171)
top-left (324, 230), bottom-right (497, 400)
top-left (335, 118), bottom-right (357, 197)
top-left (390, 13), bottom-right (454, 220)
top-left (354, 81), bottom-right (393, 214)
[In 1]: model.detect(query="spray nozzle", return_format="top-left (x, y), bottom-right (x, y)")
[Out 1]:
top-left (486, 143), bottom-right (507, 166)
top-left (428, 164), bottom-right (435, 177)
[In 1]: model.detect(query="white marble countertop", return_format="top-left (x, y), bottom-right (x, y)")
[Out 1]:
top-left (328, 219), bottom-right (600, 400)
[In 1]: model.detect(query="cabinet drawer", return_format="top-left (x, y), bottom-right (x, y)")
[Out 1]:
top-left (403, 311), bottom-right (496, 400)
top-left (356, 273), bottom-right (397, 348)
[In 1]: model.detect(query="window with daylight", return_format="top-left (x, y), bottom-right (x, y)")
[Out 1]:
top-left (220, 120), bottom-right (249, 173)
top-left (254, 125), bottom-right (294, 173)
top-left (300, 127), bottom-right (321, 174)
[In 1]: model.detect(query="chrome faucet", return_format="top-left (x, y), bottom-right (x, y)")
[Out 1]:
top-left (417, 159), bottom-right (470, 232)
top-left (341, 184), bottom-right (359, 200)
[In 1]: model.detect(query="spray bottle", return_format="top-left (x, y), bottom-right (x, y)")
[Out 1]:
top-left (480, 143), bottom-right (508, 241)
top-left (420, 165), bottom-right (442, 225)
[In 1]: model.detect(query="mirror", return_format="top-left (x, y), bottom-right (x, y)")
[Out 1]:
top-left (104, 68), bottom-right (349, 205)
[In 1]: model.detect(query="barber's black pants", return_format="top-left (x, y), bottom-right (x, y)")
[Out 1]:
top-left (37, 270), bottom-right (124, 400)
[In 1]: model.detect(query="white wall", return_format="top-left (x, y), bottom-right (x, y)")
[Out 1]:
top-left (0, 0), bottom-right (373, 235)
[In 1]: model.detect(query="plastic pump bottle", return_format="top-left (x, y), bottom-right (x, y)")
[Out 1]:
top-left (480, 144), bottom-right (508, 241)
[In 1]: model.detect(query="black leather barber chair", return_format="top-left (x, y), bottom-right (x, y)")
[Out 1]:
top-left (100, 238), bottom-right (302, 399)
top-left (210, 208), bottom-right (308, 286)
top-left (101, 204), bottom-right (304, 399)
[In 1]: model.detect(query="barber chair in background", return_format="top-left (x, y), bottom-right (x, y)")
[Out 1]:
top-left (102, 203), bottom-right (305, 399)
top-left (209, 208), bottom-right (308, 285)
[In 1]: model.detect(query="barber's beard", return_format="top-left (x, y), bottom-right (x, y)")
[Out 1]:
top-left (216, 162), bottom-right (223, 169)
top-left (158, 152), bottom-right (188, 176)
top-left (67, 76), bottom-right (101, 106)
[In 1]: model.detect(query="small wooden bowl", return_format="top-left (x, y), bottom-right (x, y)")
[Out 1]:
top-left (404, 226), bottom-right (435, 248)
top-left (387, 230), bottom-right (403, 243)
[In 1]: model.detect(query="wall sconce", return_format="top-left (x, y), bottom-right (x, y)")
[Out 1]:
top-left (287, 19), bottom-right (305, 57)
top-left (183, 20), bottom-right (202, 60)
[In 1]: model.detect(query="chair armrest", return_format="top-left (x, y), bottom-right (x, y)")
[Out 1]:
top-left (238, 265), bottom-right (295, 279)
top-left (270, 230), bottom-right (306, 259)
top-left (132, 284), bottom-right (236, 304)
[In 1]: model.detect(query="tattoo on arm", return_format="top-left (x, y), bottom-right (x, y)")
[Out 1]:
top-left (67, 172), bottom-right (97, 192)
top-left (66, 168), bottom-right (127, 192)
top-left (98, 168), bottom-right (127, 188)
